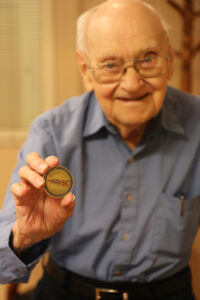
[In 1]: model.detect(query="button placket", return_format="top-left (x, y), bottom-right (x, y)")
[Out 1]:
top-left (112, 157), bottom-right (139, 275)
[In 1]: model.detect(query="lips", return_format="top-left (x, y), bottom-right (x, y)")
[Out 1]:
top-left (117, 93), bottom-right (150, 101)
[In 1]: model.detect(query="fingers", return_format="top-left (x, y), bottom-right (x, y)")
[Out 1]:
top-left (19, 165), bottom-right (45, 188)
top-left (58, 193), bottom-right (76, 219)
top-left (20, 152), bottom-right (59, 186)
top-left (26, 152), bottom-right (59, 175)
top-left (10, 181), bottom-right (34, 207)
top-left (11, 152), bottom-right (60, 196)
top-left (10, 152), bottom-right (76, 246)
top-left (60, 193), bottom-right (76, 208)
top-left (45, 155), bottom-right (59, 169)
top-left (11, 182), bottom-right (28, 198)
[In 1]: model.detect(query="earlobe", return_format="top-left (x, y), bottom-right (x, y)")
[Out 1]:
top-left (76, 51), bottom-right (94, 91)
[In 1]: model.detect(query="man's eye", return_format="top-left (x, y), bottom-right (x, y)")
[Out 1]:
top-left (144, 57), bottom-right (154, 63)
top-left (106, 63), bottom-right (118, 69)
top-left (140, 55), bottom-right (157, 68)
top-left (144, 54), bottom-right (157, 62)
top-left (101, 62), bottom-right (121, 73)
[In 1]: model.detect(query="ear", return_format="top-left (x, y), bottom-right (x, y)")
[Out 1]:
top-left (76, 51), bottom-right (94, 92)
top-left (167, 45), bottom-right (174, 80)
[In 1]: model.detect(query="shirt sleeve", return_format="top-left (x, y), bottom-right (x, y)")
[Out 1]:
top-left (0, 223), bottom-right (49, 284)
top-left (0, 117), bottom-right (57, 283)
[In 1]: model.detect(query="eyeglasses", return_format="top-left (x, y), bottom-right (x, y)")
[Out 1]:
top-left (88, 54), bottom-right (171, 84)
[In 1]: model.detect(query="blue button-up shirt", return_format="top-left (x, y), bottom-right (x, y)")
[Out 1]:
top-left (0, 86), bottom-right (200, 284)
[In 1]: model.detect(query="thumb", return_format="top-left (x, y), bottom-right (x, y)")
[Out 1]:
top-left (57, 193), bottom-right (76, 220)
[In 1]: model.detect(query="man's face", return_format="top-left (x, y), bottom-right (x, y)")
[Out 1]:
top-left (78, 2), bottom-right (173, 133)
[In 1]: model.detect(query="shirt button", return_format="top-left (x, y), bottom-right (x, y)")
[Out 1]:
top-left (17, 268), bottom-right (26, 274)
top-left (122, 233), bottom-right (130, 240)
top-left (126, 194), bottom-right (134, 202)
top-left (114, 269), bottom-right (121, 276)
top-left (128, 156), bottom-right (135, 163)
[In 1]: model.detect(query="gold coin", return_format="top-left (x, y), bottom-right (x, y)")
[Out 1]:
top-left (44, 166), bottom-right (74, 198)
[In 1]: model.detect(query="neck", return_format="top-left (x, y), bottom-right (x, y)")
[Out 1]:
top-left (116, 123), bottom-right (147, 150)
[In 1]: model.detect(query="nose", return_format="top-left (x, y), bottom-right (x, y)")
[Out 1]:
top-left (119, 66), bottom-right (145, 92)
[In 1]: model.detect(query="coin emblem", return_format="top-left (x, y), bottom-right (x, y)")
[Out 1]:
top-left (44, 166), bottom-right (74, 198)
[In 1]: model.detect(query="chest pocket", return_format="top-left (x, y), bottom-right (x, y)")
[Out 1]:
top-left (151, 193), bottom-right (200, 256)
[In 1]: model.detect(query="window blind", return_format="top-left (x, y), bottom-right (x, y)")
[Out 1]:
top-left (0, 0), bottom-right (42, 130)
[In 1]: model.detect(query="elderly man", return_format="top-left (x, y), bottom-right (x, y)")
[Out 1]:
top-left (0, 0), bottom-right (199, 299)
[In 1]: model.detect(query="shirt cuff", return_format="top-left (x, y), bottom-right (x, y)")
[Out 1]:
top-left (0, 224), bottom-right (49, 284)
top-left (9, 230), bottom-right (50, 265)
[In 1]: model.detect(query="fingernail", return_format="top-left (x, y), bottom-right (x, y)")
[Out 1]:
top-left (39, 164), bottom-right (47, 172)
top-left (35, 177), bottom-right (44, 187)
top-left (17, 185), bottom-right (25, 194)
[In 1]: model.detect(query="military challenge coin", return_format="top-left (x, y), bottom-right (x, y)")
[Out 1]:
top-left (44, 166), bottom-right (74, 198)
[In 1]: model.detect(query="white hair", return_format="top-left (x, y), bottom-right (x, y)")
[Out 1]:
top-left (76, 4), bottom-right (101, 53)
top-left (76, 0), bottom-right (170, 54)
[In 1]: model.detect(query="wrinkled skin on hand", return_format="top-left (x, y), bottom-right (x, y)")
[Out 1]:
top-left (11, 152), bottom-right (75, 255)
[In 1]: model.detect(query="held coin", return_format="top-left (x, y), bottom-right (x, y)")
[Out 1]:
top-left (44, 166), bottom-right (74, 198)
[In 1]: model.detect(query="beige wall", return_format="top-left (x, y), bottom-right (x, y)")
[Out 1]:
top-left (0, 149), bottom-right (19, 205)
top-left (0, 1), bottom-right (200, 299)
top-left (0, 149), bottom-right (18, 300)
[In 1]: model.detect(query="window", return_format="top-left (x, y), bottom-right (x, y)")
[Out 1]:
top-left (0, 0), bottom-right (42, 145)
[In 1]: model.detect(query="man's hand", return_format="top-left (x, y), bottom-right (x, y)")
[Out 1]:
top-left (10, 152), bottom-right (75, 255)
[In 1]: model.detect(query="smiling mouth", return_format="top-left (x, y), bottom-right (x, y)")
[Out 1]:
top-left (118, 93), bottom-right (150, 101)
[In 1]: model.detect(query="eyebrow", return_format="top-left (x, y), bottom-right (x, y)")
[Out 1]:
top-left (97, 55), bottom-right (122, 63)
top-left (140, 41), bottom-right (159, 51)
top-left (96, 41), bottom-right (160, 62)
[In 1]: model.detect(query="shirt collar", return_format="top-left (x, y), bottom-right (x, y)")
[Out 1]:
top-left (161, 87), bottom-right (185, 135)
top-left (145, 87), bottom-right (186, 138)
top-left (83, 92), bottom-right (112, 137)
top-left (83, 87), bottom-right (186, 138)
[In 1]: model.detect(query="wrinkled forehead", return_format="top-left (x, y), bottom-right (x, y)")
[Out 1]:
top-left (86, 2), bottom-right (167, 60)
